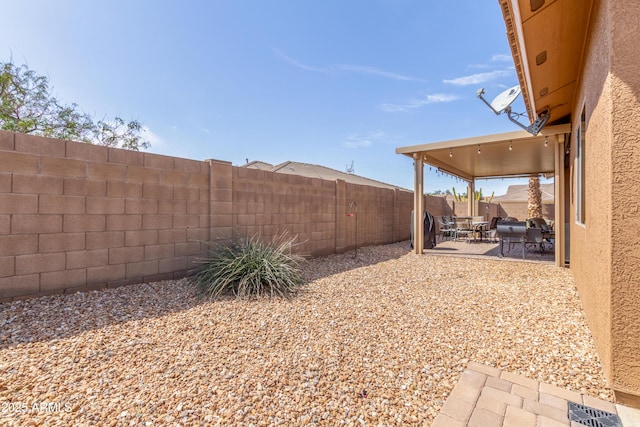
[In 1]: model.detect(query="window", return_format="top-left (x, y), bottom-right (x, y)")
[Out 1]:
top-left (576, 107), bottom-right (586, 224)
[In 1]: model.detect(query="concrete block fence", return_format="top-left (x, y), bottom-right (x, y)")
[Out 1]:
top-left (1, 130), bottom-right (457, 301)
top-left (0, 131), bottom-right (214, 301)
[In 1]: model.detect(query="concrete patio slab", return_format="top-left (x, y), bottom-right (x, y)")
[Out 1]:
top-left (424, 239), bottom-right (556, 263)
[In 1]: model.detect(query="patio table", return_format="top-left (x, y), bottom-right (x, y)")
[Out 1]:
top-left (453, 217), bottom-right (473, 241)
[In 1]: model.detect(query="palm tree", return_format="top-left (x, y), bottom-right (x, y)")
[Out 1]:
top-left (527, 176), bottom-right (543, 218)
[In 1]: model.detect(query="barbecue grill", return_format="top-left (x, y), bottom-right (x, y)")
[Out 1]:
top-left (497, 221), bottom-right (528, 259)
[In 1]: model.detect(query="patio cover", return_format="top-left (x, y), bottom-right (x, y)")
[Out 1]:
top-left (395, 123), bottom-right (571, 266)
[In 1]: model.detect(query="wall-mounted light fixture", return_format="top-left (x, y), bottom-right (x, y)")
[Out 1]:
top-left (477, 145), bottom-right (481, 154)
top-left (544, 136), bottom-right (548, 147)
top-left (509, 141), bottom-right (513, 151)
top-left (449, 149), bottom-right (453, 158)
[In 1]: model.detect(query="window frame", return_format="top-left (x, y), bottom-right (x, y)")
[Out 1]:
top-left (576, 106), bottom-right (586, 225)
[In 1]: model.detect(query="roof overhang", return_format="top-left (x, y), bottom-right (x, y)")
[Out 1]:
top-left (499, 0), bottom-right (594, 125)
top-left (395, 123), bottom-right (571, 182)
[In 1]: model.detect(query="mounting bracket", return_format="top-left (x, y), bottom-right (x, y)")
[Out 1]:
top-left (477, 86), bottom-right (550, 135)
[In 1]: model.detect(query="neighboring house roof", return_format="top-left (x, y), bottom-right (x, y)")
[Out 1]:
top-left (243, 160), bottom-right (405, 190)
top-left (492, 183), bottom-right (554, 202)
top-left (244, 161), bottom-right (274, 170)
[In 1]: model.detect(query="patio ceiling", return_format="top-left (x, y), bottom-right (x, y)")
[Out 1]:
top-left (395, 124), bottom-right (570, 182)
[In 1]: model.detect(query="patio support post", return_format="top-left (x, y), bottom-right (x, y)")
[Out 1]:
top-left (468, 180), bottom-right (475, 216)
top-left (413, 153), bottom-right (424, 254)
top-left (554, 134), bottom-right (566, 267)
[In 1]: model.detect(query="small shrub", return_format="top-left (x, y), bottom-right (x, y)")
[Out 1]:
top-left (193, 233), bottom-right (305, 299)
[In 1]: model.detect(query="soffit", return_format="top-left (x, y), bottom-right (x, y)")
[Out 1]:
top-left (501, 0), bottom-right (593, 124)
top-left (395, 124), bottom-right (570, 181)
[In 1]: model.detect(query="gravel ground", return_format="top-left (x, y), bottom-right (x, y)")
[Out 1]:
top-left (0, 242), bottom-right (612, 426)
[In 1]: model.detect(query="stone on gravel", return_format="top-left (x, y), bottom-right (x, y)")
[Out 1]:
top-left (0, 242), bottom-right (612, 425)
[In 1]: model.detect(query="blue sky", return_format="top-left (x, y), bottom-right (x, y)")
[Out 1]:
top-left (1, 0), bottom-right (543, 196)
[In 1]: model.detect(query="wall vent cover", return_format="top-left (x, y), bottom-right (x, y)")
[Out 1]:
top-left (567, 402), bottom-right (622, 427)
top-left (530, 0), bottom-right (545, 12)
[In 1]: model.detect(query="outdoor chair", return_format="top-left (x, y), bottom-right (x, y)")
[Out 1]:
top-left (453, 217), bottom-right (473, 242)
top-left (527, 217), bottom-right (553, 251)
top-left (527, 217), bottom-right (551, 232)
top-left (525, 227), bottom-right (545, 252)
top-left (436, 216), bottom-right (455, 241)
top-left (486, 216), bottom-right (502, 242)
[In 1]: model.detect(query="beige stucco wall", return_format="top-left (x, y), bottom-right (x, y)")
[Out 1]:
top-left (571, 0), bottom-right (640, 405)
top-left (570, 0), bottom-right (613, 380)
top-left (608, 0), bottom-right (640, 403)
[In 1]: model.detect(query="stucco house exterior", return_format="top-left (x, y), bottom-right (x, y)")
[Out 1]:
top-left (397, 0), bottom-right (640, 407)
top-left (502, 0), bottom-right (640, 408)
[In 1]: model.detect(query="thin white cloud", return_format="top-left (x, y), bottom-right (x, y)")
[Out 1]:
top-left (491, 53), bottom-right (513, 62)
top-left (271, 47), bottom-right (328, 73)
top-left (271, 47), bottom-right (424, 81)
top-left (467, 63), bottom-right (492, 69)
top-left (345, 137), bottom-right (372, 148)
top-left (380, 93), bottom-right (459, 112)
top-left (344, 130), bottom-right (385, 148)
top-left (442, 69), bottom-right (512, 86)
top-left (337, 65), bottom-right (425, 82)
top-left (466, 54), bottom-right (513, 70)
top-left (142, 126), bottom-right (165, 147)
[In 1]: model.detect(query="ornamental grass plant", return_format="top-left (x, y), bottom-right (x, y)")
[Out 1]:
top-left (193, 233), bottom-right (305, 299)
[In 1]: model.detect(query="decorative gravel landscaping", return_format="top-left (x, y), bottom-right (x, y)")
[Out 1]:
top-left (0, 242), bottom-right (612, 426)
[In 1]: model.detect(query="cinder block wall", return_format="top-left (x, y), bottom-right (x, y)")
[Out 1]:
top-left (343, 182), bottom-right (399, 251)
top-left (231, 166), bottom-right (338, 256)
top-left (229, 168), bottom-right (416, 256)
top-left (425, 194), bottom-right (448, 218)
top-left (445, 198), bottom-right (554, 222)
top-left (0, 131), bottom-right (211, 301)
top-left (0, 131), bottom-right (419, 301)
top-left (497, 201), bottom-right (555, 221)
